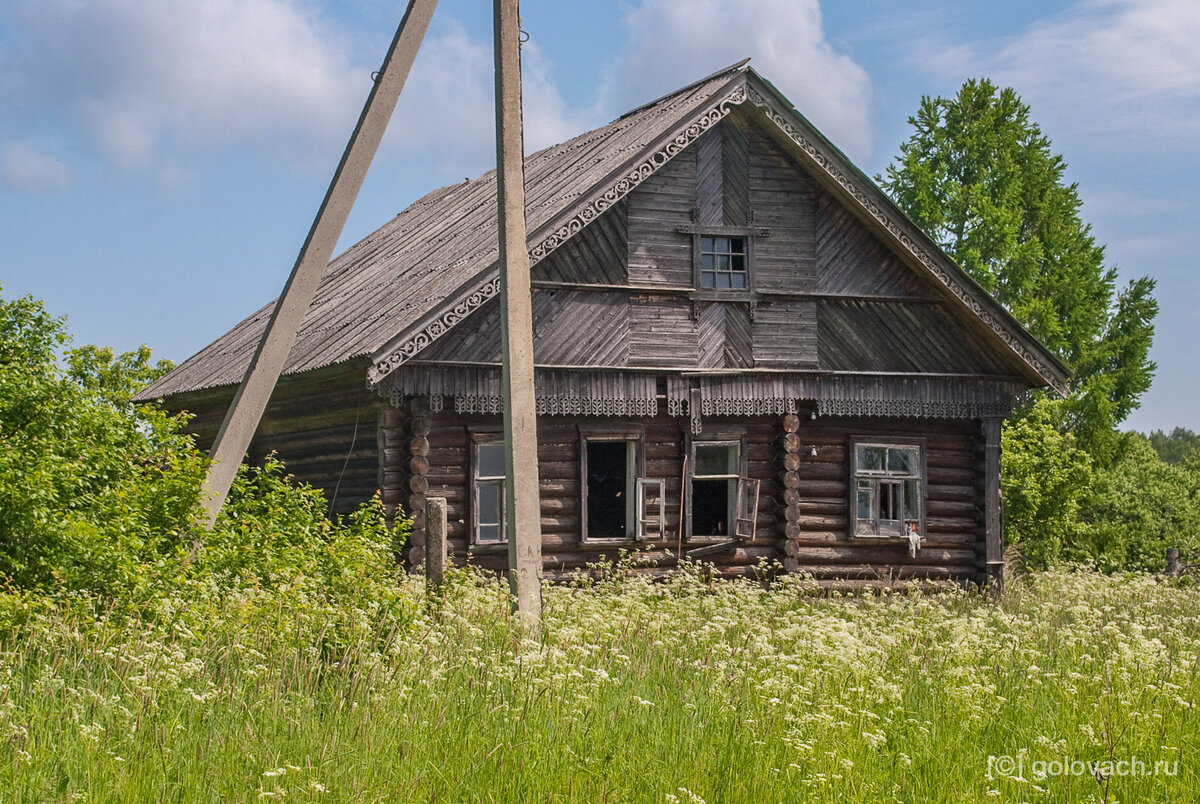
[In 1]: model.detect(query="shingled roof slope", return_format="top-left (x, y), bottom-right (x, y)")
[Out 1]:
top-left (138, 63), bottom-right (749, 399)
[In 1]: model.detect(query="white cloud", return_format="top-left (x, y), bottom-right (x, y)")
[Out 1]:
top-left (0, 0), bottom-right (362, 171)
top-left (929, 0), bottom-right (1200, 145)
top-left (382, 23), bottom-right (593, 180)
top-left (601, 0), bottom-right (874, 160)
top-left (0, 1), bottom-right (588, 183)
top-left (0, 141), bottom-right (70, 191)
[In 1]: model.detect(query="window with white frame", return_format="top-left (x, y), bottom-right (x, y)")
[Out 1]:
top-left (472, 439), bottom-right (506, 545)
top-left (851, 441), bottom-right (924, 538)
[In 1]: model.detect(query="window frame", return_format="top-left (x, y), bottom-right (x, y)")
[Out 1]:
top-left (688, 226), bottom-right (756, 295)
top-left (579, 428), bottom-right (645, 544)
top-left (686, 431), bottom-right (747, 542)
top-left (848, 437), bottom-right (926, 541)
top-left (470, 433), bottom-right (507, 547)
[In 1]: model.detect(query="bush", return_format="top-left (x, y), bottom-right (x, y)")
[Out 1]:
top-left (0, 286), bottom-right (407, 612)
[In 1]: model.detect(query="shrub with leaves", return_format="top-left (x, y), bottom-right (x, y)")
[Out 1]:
top-left (0, 289), bottom-right (205, 595)
top-left (0, 286), bottom-right (408, 612)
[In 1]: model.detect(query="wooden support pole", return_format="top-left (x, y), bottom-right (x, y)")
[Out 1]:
top-left (982, 418), bottom-right (1004, 594)
top-left (199, 0), bottom-right (440, 525)
top-left (426, 497), bottom-right (448, 589)
top-left (1166, 547), bottom-right (1181, 577)
top-left (494, 0), bottom-right (542, 622)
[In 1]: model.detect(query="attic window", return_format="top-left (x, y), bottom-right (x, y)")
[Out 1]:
top-left (698, 236), bottom-right (748, 289)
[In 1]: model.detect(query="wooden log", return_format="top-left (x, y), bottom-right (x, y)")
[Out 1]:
top-left (780, 433), bottom-right (801, 453)
top-left (780, 471), bottom-right (801, 489)
top-left (410, 417), bottom-right (432, 437)
top-left (781, 413), bottom-right (801, 433)
top-left (790, 544), bottom-right (978, 565)
top-left (408, 455), bottom-right (430, 476)
top-left (778, 452), bottom-right (802, 472)
top-left (409, 436), bottom-right (430, 456)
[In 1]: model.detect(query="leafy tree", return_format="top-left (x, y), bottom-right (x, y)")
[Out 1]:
top-left (881, 79), bottom-right (1157, 461)
top-left (1082, 435), bottom-right (1200, 572)
top-left (1001, 398), bottom-right (1093, 568)
top-left (1147, 427), bottom-right (1200, 465)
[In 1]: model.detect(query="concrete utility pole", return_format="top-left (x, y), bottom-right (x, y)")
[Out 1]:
top-left (493, 0), bottom-right (543, 621)
top-left (200, 0), bottom-right (439, 525)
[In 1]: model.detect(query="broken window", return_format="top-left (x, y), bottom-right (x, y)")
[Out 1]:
top-left (851, 441), bottom-right (924, 539)
top-left (698, 235), bottom-right (748, 289)
top-left (582, 436), bottom-right (641, 542)
top-left (689, 440), bottom-right (742, 539)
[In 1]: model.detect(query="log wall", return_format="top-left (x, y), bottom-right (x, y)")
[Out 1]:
top-left (166, 360), bottom-right (383, 517)
top-left (381, 401), bottom-right (988, 586)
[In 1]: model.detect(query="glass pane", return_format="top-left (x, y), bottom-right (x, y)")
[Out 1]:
top-left (717, 272), bottom-right (731, 289)
top-left (716, 255), bottom-right (729, 272)
top-left (477, 442), bottom-right (505, 478)
top-left (713, 236), bottom-right (729, 253)
top-left (477, 481), bottom-right (502, 526)
top-left (701, 253), bottom-right (714, 270)
top-left (695, 443), bottom-right (736, 475)
top-left (701, 271), bottom-right (716, 288)
top-left (904, 478), bottom-right (921, 522)
top-left (731, 272), bottom-right (746, 289)
top-left (701, 236), bottom-right (714, 252)
top-left (887, 447), bottom-right (918, 474)
top-left (477, 524), bottom-right (502, 544)
top-left (857, 446), bottom-right (884, 472)
top-left (856, 479), bottom-right (873, 521)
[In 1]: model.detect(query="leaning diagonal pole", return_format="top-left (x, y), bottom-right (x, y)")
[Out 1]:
top-left (201, 0), bottom-right (440, 525)
top-left (494, 0), bottom-right (543, 621)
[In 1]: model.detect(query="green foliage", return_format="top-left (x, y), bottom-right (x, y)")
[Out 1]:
top-left (0, 285), bottom-right (407, 612)
top-left (1001, 398), bottom-right (1093, 568)
top-left (1147, 426), bottom-right (1200, 464)
top-left (881, 79), bottom-right (1157, 459)
top-left (1083, 436), bottom-right (1200, 572)
top-left (0, 288), bottom-right (205, 595)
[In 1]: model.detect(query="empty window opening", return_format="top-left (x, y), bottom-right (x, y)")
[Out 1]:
top-left (583, 438), bottom-right (639, 541)
top-left (690, 441), bottom-right (740, 538)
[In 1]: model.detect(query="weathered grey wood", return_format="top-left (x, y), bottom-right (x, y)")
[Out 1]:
top-left (983, 417), bottom-right (1003, 591)
top-left (426, 496), bottom-right (448, 588)
top-left (1166, 548), bottom-right (1181, 577)
top-left (200, 0), bottom-right (440, 523)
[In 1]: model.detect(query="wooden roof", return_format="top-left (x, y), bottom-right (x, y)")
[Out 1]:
top-left (138, 62), bottom-right (1069, 401)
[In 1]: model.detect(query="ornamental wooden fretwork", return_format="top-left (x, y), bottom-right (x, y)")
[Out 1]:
top-left (366, 81), bottom-right (750, 388)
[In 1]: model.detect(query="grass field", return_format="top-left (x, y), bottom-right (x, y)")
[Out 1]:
top-left (1, 563), bottom-right (1196, 802)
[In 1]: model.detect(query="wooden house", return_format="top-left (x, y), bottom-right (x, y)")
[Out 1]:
top-left (136, 63), bottom-right (1069, 588)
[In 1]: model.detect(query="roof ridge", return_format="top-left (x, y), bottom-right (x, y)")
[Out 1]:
top-left (618, 58), bottom-right (750, 120)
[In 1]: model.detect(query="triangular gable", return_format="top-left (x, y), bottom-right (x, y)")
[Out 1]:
top-left (366, 68), bottom-right (1067, 394)
top-left (138, 62), bottom-right (1068, 402)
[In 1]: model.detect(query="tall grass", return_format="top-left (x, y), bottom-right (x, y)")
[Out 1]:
top-left (1, 565), bottom-right (1196, 802)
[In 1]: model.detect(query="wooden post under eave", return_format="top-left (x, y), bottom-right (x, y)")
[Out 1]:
top-left (982, 418), bottom-right (1004, 595)
top-left (494, 0), bottom-right (543, 623)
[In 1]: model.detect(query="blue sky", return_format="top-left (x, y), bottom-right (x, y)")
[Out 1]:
top-left (1, 0), bottom-right (1195, 433)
